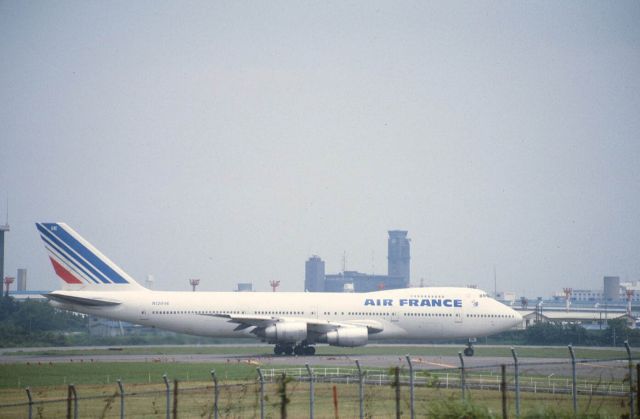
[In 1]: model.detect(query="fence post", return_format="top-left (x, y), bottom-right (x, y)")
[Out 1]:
top-left (173, 379), bottom-right (178, 419)
top-left (67, 384), bottom-right (78, 419)
top-left (394, 366), bottom-right (401, 419)
top-left (210, 370), bottom-right (219, 419)
top-left (501, 365), bottom-right (507, 419)
top-left (25, 387), bottom-right (33, 419)
top-left (568, 345), bottom-right (577, 415)
top-left (305, 364), bottom-right (314, 419)
top-left (163, 374), bottom-right (170, 419)
top-left (406, 355), bottom-right (415, 419)
top-left (510, 347), bottom-right (520, 418)
top-left (66, 384), bottom-right (72, 419)
top-left (279, 372), bottom-right (288, 419)
top-left (636, 363), bottom-right (640, 417)
top-left (117, 379), bottom-right (125, 419)
top-left (458, 352), bottom-right (466, 400)
top-left (355, 360), bottom-right (365, 419)
top-left (625, 341), bottom-right (634, 419)
top-left (256, 368), bottom-right (265, 419)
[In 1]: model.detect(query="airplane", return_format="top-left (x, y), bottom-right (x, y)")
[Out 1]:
top-left (37, 222), bottom-right (522, 356)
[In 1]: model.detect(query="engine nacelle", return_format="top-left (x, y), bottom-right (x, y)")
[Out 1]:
top-left (326, 327), bottom-right (368, 347)
top-left (264, 322), bottom-right (307, 343)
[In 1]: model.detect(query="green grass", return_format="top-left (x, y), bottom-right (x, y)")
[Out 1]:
top-left (0, 375), bottom-right (630, 418)
top-left (3, 344), bottom-right (637, 360)
top-left (1, 344), bottom-right (635, 417)
top-left (0, 350), bottom-right (633, 418)
top-left (2, 345), bottom-right (271, 357)
top-left (0, 362), bottom-right (260, 389)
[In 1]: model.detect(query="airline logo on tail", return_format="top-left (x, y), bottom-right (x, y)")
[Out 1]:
top-left (36, 222), bottom-right (133, 285)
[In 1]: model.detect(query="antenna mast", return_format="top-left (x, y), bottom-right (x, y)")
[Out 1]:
top-left (493, 265), bottom-right (497, 297)
top-left (0, 198), bottom-right (9, 283)
top-left (3, 276), bottom-right (14, 297)
top-left (189, 278), bottom-right (200, 292)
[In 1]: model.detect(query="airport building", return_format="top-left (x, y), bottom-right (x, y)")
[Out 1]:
top-left (554, 276), bottom-right (640, 303)
top-left (324, 271), bottom-right (406, 292)
top-left (305, 230), bottom-right (410, 292)
top-left (235, 282), bottom-right (253, 292)
top-left (516, 308), bottom-right (635, 330)
top-left (6, 290), bottom-right (48, 301)
top-left (304, 256), bottom-right (325, 292)
top-left (17, 268), bottom-right (27, 291)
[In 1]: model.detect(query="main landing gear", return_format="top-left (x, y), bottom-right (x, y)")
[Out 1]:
top-left (463, 338), bottom-right (476, 357)
top-left (273, 343), bottom-right (316, 356)
top-left (273, 344), bottom-right (293, 356)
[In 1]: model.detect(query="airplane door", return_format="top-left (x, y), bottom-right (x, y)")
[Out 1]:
top-left (454, 312), bottom-right (463, 324)
top-left (139, 308), bottom-right (149, 322)
top-left (138, 297), bottom-right (150, 322)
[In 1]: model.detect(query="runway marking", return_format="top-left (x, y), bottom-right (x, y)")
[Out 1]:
top-left (580, 362), bottom-right (623, 370)
top-left (411, 358), bottom-right (457, 368)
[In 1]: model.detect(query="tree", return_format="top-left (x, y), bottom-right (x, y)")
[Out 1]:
top-left (0, 297), bottom-right (88, 347)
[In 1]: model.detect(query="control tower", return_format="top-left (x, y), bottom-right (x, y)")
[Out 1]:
top-left (305, 256), bottom-right (325, 292)
top-left (387, 230), bottom-right (410, 287)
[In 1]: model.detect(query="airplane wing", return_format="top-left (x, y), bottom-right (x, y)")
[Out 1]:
top-left (200, 313), bottom-right (275, 331)
top-left (201, 313), bottom-right (384, 335)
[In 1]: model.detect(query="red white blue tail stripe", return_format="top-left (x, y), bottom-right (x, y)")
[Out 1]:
top-left (37, 222), bottom-right (138, 287)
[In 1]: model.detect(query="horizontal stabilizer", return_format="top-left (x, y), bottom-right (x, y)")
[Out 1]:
top-left (45, 292), bottom-right (122, 307)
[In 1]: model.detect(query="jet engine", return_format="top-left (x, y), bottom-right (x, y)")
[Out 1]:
top-left (264, 322), bottom-right (307, 343)
top-left (326, 327), bottom-right (368, 347)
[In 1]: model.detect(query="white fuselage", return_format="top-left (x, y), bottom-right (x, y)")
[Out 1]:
top-left (50, 287), bottom-right (522, 341)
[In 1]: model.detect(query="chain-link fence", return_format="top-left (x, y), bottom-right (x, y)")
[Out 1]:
top-left (1, 344), bottom-right (639, 418)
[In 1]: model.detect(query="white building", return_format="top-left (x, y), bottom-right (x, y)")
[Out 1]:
top-left (518, 309), bottom-right (634, 329)
top-left (555, 281), bottom-right (640, 303)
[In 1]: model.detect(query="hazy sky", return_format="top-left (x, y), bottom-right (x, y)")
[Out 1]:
top-left (1, 1), bottom-right (639, 297)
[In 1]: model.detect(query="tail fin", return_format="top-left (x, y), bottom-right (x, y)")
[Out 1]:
top-left (36, 222), bottom-right (146, 291)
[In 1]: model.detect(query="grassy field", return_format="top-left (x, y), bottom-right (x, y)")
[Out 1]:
top-left (1, 345), bottom-right (636, 417)
top-left (0, 376), bottom-right (631, 418)
top-left (3, 344), bottom-right (637, 360)
top-left (0, 362), bottom-right (262, 389)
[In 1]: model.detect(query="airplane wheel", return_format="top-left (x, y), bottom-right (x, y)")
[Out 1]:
top-left (293, 345), bottom-right (304, 356)
top-left (283, 345), bottom-right (294, 356)
top-left (464, 347), bottom-right (474, 357)
top-left (304, 346), bottom-right (316, 356)
top-left (274, 345), bottom-right (284, 356)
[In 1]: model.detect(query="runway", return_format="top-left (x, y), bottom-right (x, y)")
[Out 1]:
top-left (1, 345), bottom-right (632, 381)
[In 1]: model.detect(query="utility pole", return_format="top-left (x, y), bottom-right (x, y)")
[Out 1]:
top-left (0, 201), bottom-right (9, 284)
